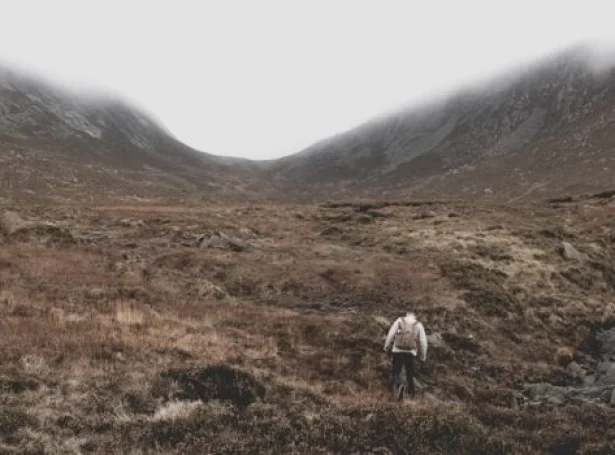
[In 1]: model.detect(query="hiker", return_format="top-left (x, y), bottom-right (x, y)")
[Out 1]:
top-left (384, 312), bottom-right (427, 400)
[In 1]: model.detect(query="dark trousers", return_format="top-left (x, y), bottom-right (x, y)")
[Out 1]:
top-left (391, 352), bottom-right (416, 396)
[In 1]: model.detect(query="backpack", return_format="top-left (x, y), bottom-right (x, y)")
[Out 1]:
top-left (395, 318), bottom-right (418, 351)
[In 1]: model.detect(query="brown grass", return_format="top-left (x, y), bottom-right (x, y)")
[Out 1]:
top-left (0, 199), bottom-right (614, 453)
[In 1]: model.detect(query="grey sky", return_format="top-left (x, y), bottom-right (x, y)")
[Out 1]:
top-left (1, 0), bottom-right (614, 159)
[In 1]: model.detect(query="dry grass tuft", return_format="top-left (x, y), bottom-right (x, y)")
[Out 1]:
top-left (115, 301), bottom-right (146, 326)
top-left (151, 400), bottom-right (204, 422)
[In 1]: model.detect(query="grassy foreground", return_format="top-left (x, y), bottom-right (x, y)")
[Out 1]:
top-left (1, 198), bottom-right (614, 454)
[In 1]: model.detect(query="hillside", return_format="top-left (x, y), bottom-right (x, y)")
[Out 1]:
top-left (1, 195), bottom-right (614, 453)
top-left (269, 46), bottom-right (615, 201)
top-left (3, 46), bottom-right (615, 205)
top-left (0, 66), bottom-right (270, 204)
top-left (2, 47), bottom-right (615, 453)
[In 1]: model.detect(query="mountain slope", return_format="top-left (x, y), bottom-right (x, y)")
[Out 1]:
top-left (0, 66), bottom-right (268, 203)
top-left (270, 46), bottom-right (615, 201)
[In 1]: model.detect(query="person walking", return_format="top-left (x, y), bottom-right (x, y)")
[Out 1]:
top-left (384, 312), bottom-right (428, 400)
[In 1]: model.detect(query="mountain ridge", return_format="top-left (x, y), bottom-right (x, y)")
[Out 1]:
top-left (3, 44), bottom-right (615, 203)
top-left (0, 64), bottom-right (275, 204)
top-left (265, 44), bottom-right (615, 201)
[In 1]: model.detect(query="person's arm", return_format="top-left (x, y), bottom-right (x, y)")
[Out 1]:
top-left (384, 319), bottom-right (400, 352)
top-left (418, 323), bottom-right (428, 361)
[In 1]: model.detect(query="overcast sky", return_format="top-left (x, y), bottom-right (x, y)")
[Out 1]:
top-left (1, 1), bottom-right (615, 159)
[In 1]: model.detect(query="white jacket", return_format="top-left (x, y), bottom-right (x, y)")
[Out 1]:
top-left (384, 314), bottom-right (428, 361)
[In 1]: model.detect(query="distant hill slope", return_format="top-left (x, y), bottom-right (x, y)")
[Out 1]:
top-left (269, 46), bottom-right (615, 201)
top-left (4, 45), bottom-right (615, 204)
top-left (0, 66), bottom-right (269, 204)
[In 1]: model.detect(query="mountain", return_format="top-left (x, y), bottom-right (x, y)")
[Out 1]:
top-left (4, 45), bottom-right (615, 205)
top-left (269, 45), bottom-right (615, 201)
top-left (0, 66), bottom-right (269, 204)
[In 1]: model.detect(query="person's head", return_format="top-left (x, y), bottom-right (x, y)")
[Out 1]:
top-left (405, 312), bottom-right (417, 321)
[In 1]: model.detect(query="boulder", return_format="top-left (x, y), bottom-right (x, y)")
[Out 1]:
top-left (560, 242), bottom-right (585, 261)
top-left (199, 232), bottom-right (251, 252)
top-left (426, 332), bottom-right (445, 348)
top-left (119, 218), bottom-right (137, 227)
top-left (597, 362), bottom-right (615, 385)
top-left (596, 328), bottom-right (615, 357)
top-left (0, 211), bottom-right (27, 235)
top-left (372, 315), bottom-right (391, 330)
top-left (526, 382), bottom-right (549, 399)
top-left (610, 388), bottom-right (615, 407)
top-left (566, 361), bottom-right (586, 379)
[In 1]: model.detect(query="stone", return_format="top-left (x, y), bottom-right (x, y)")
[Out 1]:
top-left (610, 388), bottom-right (615, 407)
top-left (372, 315), bottom-right (390, 330)
top-left (0, 211), bottom-right (27, 235)
top-left (599, 363), bottom-right (615, 385)
top-left (596, 328), bottom-right (615, 357)
top-left (546, 395), bottom-right (565, 407)
top-left (199, 232), bottom-right (251, 252)
top-left (526, 383), bottom-right (549, 399)
top-left (560, 241), bottom-right (585, 261)
top-left (426, 332), bottom-right (445, 348)
top-left (119, 219), bottom-right (144, 228)
top-left (566, 361), bottom-right (585, 379)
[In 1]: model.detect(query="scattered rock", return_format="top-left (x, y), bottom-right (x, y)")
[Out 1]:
top-left (566, 361), bottom-right (585, 379)
top-left (198, 232), bottom-right (252, 252)
top-left (597, 362), bottom-right (615, 385)
top-left (426, 332), bottom-right (445, 349)
top-left (319, 226), bottom-right (343, 237)
top-left (372, 315), bottom-right (390, 330)
top-left (0, 211), bottom-right (28, 235)
top-left (526, 383), bottom-right (549, 400)
top-left (120, 219), bottom-right (144, 228)
top-left (560, 242), bottom-right (585, 261)
top-left (523, 381), bottom-right (615, 408)
top-left (596, 328), bottom-right (615, 358)
top-left (546, 395), bottom-right (565, 407)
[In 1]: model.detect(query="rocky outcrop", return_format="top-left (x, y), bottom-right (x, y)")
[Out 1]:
top-left (522, 328), bottom-right (615, 408)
